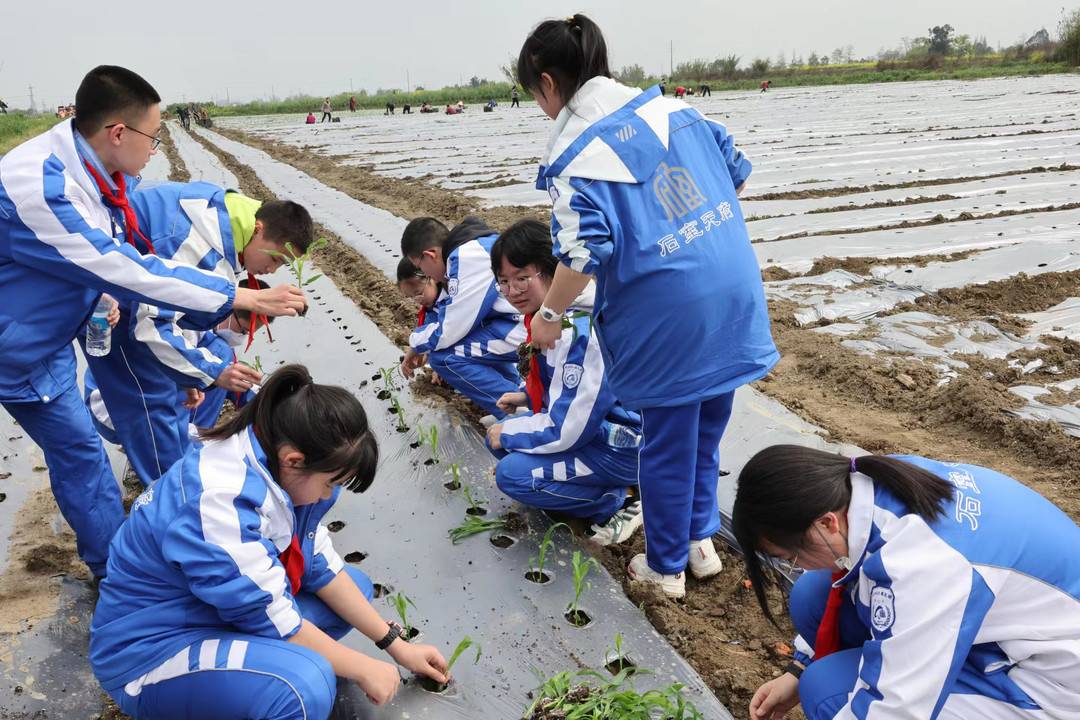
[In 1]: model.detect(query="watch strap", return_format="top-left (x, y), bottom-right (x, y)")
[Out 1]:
top-left (538, 304), bottom-right (562, 323)
top-left (375, 621), bottom-right (402, 650)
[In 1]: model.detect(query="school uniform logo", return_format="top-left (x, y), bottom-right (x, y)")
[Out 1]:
top-left (562, 364), bottom-right (584, 389)
top-left (870, 586), bottom-right (896, 633)
top-left (131, 487), bottom-right (154, 513)
top-left (548, 184), bottom-right (560, 204)
top-left (653, 162), bottom-right (706, 222)
top-left (447, 278), bottom-right (459, 296)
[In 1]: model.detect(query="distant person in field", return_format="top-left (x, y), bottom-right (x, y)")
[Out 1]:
top-left (306, 111), bottom-right (316, 124)
top-left (659, 77), bottom-right (667, 95)
top-left (760, 80), bottom-right (772, 93)
top-left (511, 85), bottom-right (521, 107)
top-left (674, 85), bottom-right (686, 98)
top-left (456, 99), bottom-right (465, 111)
top-left (420, 101), bottom-right (436, 113)
top-left (349, 95), bottom-right (357, 112)
top-left (445, 103), bottom-right (461, 115)
top-left (384, 102), bottom-right (395, 116)
top-left (0, 97), bottom-right (8, 114)
top-left (321, 98), bottom-right (332, 122)
top-left (402, 103), bottom-right (412, 114)
top-left (699, 83), bottom-right (711, 96)
top-left (176, 105), bottom-right (190, 129)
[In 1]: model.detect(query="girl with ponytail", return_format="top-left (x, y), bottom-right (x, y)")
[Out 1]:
top-left (90, 364), bottom-right (449, 719)
top-left (518, 14), bottom-right (777, 598)
top-left (734, 445), bottom-right (1080, 720)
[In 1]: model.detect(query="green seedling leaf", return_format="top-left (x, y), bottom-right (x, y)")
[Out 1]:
top-left (444, 635), bottom-right (482, 674)
top-left (448, 516), bottom-right (507, 544)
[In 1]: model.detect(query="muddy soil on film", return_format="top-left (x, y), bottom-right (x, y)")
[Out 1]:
top-left (157, 123), bottom-right (191, 183)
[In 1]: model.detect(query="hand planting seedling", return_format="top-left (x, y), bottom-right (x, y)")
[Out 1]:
top-left (448, 515), bottom-right (507, 544)
top-left (444, 462), bottom-right (462, 491)
top-left (524, 667), bottom-right (703, 720)
top-left (461, 483), bottom-right (487, 515)
top-left (566, 550), bottom-right (599, 627)
top-left (419, 635), bottom-right (481, 693)
top-left (527, 522), bottom-right (568, 583)
top-left (264, 237), bottom-right (328, 288)
top-left (239, 355), bottom-right (264, 373)
top-left (389, 591), bottom-right (418, 640)
top-left (517, 311), bottom-right (591, 381)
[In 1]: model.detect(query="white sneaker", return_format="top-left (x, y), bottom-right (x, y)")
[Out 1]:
top-left (627, 553), bottom-right (685, 599)
top-left (589, 501), bottom-right (643, 545)
top-left (687, 538), bottom-right (723, 579)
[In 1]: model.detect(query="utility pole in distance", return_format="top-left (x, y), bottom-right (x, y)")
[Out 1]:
top-left (28, 84), bottom-right (35, 112)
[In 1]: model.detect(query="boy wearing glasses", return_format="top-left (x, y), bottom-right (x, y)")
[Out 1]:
top-left (0, 65), bottom-right (306, 579)
top-left (399, 216), bottom-right (526, 419)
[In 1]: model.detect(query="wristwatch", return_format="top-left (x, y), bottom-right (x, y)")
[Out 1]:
top-left (375, 621), bottom-right (403, 650)
top-left (538, 304), bottom-right (562, 323)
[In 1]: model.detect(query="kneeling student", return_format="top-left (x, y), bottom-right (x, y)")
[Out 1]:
top-left (90, 364), bottom-right (449, 718)
top-left (486, 220), bottom-right (641, 543)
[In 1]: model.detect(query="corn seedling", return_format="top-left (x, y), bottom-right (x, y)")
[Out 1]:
top-left (444, 635), bottom-right (482, 675)
top-left (448, 515), bottom-right (507, 544)
top-left (379, 365), bottom-right (399, 394)
top-left (567, 550), bottom-right (599, 624)
top-left (461, 483), bottom-right (487, 514)
top-left (389, 591), bottom-right (417, 638)
top-left (264, 237), bottom-right (329, 288)
top-left (605, 633), bottom-right (636, 675)
top-left (239, 355), bottom-right (264, 373)
top-left (444, 462), bottom-right (462, 490)
top-left (390, 397), bottom-right (408, 432)
top-left (530, 522), bottom-right (569, 579)
top-left (524, 667), bottom-right (702, 720)
top-left (424, 424), bottom-right (439, 458)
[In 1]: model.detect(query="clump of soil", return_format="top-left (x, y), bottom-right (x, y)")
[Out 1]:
top-left (158, 123), bottom-right (191, 183)
top-left (801, 249), bottom-right (983, 278)
top-left (596, 538), bottom-right (803, 718)
top-left (805, 193), bottom-right (961, 215)
top-left (912, 270), bottom-right (1080, 319)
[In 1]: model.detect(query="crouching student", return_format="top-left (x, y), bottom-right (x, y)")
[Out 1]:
top-left (736, 445), bottom-right (1080, 720)
top-left (486, 220), bottom-right (642, 544)
top-left (87, 182), bottom-right (313, 487)
top-left (90, 364), bottom-right (449, 718)
top-left (399, 216), bottom-right (526, 418)
top-left (396, 258), bottom-right (443, 386)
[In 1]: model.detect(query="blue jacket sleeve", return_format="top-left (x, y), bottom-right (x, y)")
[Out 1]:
top-left (549, 176), bottom-right (613, 276)
top-left (410, 243), bottom-right (499, 354)
top-left (162, 489), bottom-right (302, 640)
top-left (8, 158), bottom-right (235, 327)
top-left (132, 305), bottom-right (231, 389)
top-left (705, 119), bottom-right (752, 190)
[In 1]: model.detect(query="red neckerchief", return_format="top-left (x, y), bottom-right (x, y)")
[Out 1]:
top-left (813, 571), bottom-right (847, 658)
top-left (238, 254), bottom-right (273, 352)
top-left (523, 314), bottom-right (545, 413)
top-left (83, 162), bottom-right (155, 254)
top-left (278, 534), bottom-right (305, 594)
top-left (416, 305), bottom-right (426, 326)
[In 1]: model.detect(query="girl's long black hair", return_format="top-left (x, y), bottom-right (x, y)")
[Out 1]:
top-left (490, 219), bottom-right (558, 278)
top-left (201, 364), bottom-right (378, 493)
top-left (732, 445), bottom-right (952, 622)
top-left (517, 14), bottom-right (612, 106)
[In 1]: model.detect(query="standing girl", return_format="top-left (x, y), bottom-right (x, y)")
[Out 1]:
top-left (518, 14), bottom-right (778, 597)
top-left (90, 364), bottom-right (448, 719)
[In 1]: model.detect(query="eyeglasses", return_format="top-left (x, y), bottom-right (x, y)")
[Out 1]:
top-left (496, 271), bottom-right (544, 296)
top-left (105, 123), bottom-right (162, 150)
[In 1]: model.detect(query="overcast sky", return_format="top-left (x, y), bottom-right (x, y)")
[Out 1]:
top-left (1, 1), bottom-right (1070, 108)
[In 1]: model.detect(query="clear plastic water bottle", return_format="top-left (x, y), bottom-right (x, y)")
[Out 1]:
top-left (85, 297), bottom-right (113, 357)
top-left (606, 423), bottom-right (641, 448)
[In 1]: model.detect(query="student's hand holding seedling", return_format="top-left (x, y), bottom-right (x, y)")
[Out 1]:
top-left (181, 388), bottom-right (204, 410)
top-left (400, 348), bottom-right (427, 379)
top-left (496, 391), bottom-right (528, 414)
top-left (386, 638), bottom-right (449, 685)
top-left (235, 283), bottom-right (308, 317)
top-left (486, 423), bottom-right (503, 450)
top-left (215, 363), bottom-right (263, 392)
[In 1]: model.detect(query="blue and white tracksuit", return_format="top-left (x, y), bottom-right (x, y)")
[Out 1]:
top-left (492, 312), bottom-right (640, 524)
top-left (409, 218), bottom-right (526, 415)
top-left (90, 427), bottom-right (372, 720)
top-left (0, 120), bottom-right (236, 576)
top-left (789, 457), bottom-right (1080, 720)
top-left (537, 77), bottom-right (778, 574)
top-left (86, 181), bottom-right (241, 487)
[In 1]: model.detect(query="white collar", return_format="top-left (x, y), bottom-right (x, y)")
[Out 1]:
top-left (543, 77), bottom-right (642, 165)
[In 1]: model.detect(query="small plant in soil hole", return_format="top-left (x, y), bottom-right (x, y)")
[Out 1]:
top-left (264, 237), bottom-right (329, 289)
top-left (524, 667), bottom-right (702, 719)
top-left (390, 397), bottom-right (409, 432)
top-left (565, 550), bottom-right (599, 627)
top-left (527, 522), bottom-right (568, 584)
top-left (604, 633), bottom-right (637, 676)
top-left (419, 635), bottom-right (481, 693)
top-left (388, 591), bottom-right (420, 640)
top-left (422, 424), bottom-right (439, 459)
top-left (448, 515), bottom-right (507, 544)
top-left (378, 365), bottom-right (399, 394)
top-left (444, 462), bottom-right (462, 491)
top-left (461, 483), bottom-right (487, 516)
